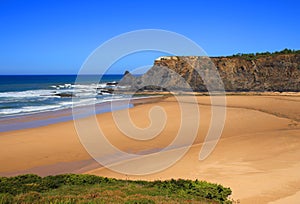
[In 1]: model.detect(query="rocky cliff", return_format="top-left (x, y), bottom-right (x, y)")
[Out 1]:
top-left (152, 54), bottom-right (300, 92)
top-left (119, 53), bottom-right (300, 92)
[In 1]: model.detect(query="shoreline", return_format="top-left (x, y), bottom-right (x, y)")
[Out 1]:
top-left (1, 91), bottom-right (299, 133)
top-left (0, 95), bottom-right (164, 132)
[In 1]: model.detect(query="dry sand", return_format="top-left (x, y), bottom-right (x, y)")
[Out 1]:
top-left (0, 94), bottom-right (300, 203)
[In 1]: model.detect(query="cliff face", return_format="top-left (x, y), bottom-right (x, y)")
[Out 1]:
top-left (152, 54), bottom-right (300, 92)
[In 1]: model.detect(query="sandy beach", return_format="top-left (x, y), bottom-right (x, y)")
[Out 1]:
top-left (1, 94), bottom-right (300, 203)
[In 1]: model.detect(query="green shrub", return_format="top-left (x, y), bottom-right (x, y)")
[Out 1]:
top-left (14, 192), bottom-right (41, 203)
top-left (125, 198), bottom-right (155, 204)
top-left (0, 174), bottom-right (232, 203)
top-left (231, 48), bottom-right (300, 61)
top-left (0, 193), bottom-right (14, 204)
top-left (0, 174), bottom-right (45, 195)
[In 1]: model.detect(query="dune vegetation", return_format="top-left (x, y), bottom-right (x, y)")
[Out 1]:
top-left (0, 174), bottom-right (232, 204)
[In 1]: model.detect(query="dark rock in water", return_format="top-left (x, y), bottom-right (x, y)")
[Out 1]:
top-left (138, 85), bottom-right (168, 92)
top-left (124, 70), bottom-right (130, 76)
top-left (100, 88), bottom-right (114, 94)
top-left (97, 87), bottom-right (114, 94)
top-left (106, 82), bottom-right (118, 86)
top-left (143, 85), bottom-right (161, 91)
top-left (54, 93), bottom-right (75, 97)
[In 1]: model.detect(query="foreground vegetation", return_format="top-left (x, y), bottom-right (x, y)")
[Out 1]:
top-left (0, 174), bottom-right (232, 204)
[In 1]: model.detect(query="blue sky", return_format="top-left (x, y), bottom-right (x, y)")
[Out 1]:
top-left (0, 0), bottom-right (299, 74)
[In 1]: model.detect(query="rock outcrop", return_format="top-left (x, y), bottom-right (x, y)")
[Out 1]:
top-left (209, 54), bottom-right (300, 91)
top-left (119, 53), bottom-right (300, 92)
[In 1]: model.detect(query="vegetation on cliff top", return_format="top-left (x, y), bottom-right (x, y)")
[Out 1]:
top-left (230, 48), bottom-right (300, 61)
top-left (0, 174), bottom-right (232, 204)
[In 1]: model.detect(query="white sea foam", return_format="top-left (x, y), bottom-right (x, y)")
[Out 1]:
top-left (67, 98), bottom-right (97, 107)
top-left (0, 82), bottom-right (136, 117)
top-left (0, 105), bottom-right (61, 115)
top-left (59, 101), bottom-right (74, 106)
top-left (0, 90), bottom-right (59, 98)
top-left (0, 84), bottom-right (98, 99)
top-left (50, 83), bottom-right (73, 89)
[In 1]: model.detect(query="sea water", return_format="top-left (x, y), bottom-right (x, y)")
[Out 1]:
top-left (0, 75), bottom-right (134, 131)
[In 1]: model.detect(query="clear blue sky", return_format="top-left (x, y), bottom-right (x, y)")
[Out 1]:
top-left (0, 0), bottom-right (299, 74)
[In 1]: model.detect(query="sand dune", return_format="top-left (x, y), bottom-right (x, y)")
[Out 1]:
top-left (0, 95), bottom-right (299, 203)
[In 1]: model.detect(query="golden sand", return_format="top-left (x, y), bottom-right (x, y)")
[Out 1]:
top-left (1, 95), bottom-right (300, 203)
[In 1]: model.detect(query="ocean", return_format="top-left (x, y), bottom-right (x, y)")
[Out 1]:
top-left (0, 75), bottom-right (134, 132)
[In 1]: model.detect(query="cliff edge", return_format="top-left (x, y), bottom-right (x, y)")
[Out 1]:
top-left (152, 54), bottom-right (300, 92)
